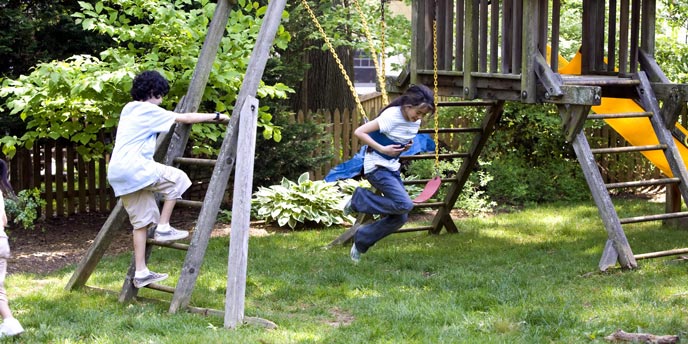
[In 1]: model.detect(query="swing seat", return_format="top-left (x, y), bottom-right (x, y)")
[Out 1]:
top-left (413, 176), bottom-right (441, 203)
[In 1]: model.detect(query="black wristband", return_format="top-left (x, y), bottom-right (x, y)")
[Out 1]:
top-left (214, 112), bottom-right (221, 121)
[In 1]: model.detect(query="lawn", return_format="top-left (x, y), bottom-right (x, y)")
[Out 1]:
top-left (6, 199), bottom-right (688, 343)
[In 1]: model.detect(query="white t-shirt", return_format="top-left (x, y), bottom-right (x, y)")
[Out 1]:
top-left (107, 101), bottom-right (177, 197)
top-left (363, 106), bottom-right (421, 174)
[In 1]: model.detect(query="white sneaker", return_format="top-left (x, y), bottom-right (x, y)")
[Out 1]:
top-left (133, 271), bottom-right (168, 289)
top-left (153, 226), bottom-right (189, 242)
top-left (0, 317), bottom-right (24, 337)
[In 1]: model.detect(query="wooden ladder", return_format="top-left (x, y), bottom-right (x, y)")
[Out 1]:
top-left (561, 71), bottom-right (688, 270)
top-left (66, 0), bottom-right (288, 324)
top-left (328, 100), bottom-right (505, 247)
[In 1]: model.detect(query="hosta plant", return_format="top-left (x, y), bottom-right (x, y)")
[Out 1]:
top-left (252, 172), bottom-right (348, 229)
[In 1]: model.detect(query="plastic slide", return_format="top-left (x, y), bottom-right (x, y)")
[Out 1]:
top-left (557, 51), bottom-right (688, 177)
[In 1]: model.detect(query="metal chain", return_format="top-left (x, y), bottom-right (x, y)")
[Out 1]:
top-left (301, 0), bottom-right (367, 121)
top-left (433, 1), bottom-right (440, 174)
top-left (352, 0), bottom-right (388, 106)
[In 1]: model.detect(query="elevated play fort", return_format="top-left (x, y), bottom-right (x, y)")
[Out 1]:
top-left (387, 0), bottom-right (688, 272)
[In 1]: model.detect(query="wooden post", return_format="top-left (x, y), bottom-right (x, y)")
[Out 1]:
top-left (224, 0), bottom-right (288, 328)
top-left (569, 130), bottom-right (637, 270)
top-left (224, 96), bottom-right (258, 328)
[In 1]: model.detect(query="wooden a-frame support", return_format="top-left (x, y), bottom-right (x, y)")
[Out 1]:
top-left (559, 72), bottom-right (688, 271)
top-left (66, 0), bottom-right (288, 329)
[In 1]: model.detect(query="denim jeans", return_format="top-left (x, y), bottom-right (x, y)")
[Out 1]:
top-left (350, 168), bottom-right (414, 253)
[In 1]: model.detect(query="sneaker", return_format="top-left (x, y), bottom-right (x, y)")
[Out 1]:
top-left (350, 243), bottom-right (361, 263)
top-left (133, 271), bottom-right (168, 288)
top-left (0, 318), bottom-right (24, 337)
top-left (153, 227), bottom-right (189, 242)
top-left (342, 197), bottom-right (354, 217)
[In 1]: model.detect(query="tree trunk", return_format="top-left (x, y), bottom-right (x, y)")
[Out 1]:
top-left (293, 43), bottom-right (356, 114)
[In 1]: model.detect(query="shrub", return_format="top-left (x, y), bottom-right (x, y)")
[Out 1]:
top-left (252, 172), bottom-right (348, 229)
top-left (4, 188), bottom-right (46, 230)
top-left (253, 118), bottom-right (333, 189)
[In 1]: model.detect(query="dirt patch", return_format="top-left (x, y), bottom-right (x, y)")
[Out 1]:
top-left (5, 209), bottom-right (277, 275)
top-left (5, 208), bottom-right (460, 276)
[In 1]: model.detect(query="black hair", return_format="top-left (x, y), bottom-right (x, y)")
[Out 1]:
top-left (0, 159), bottom-right (14, 197)
top-left (380, 84), bottom-right (435, 115)
top-left (130, 70), bottom-right (170, 101)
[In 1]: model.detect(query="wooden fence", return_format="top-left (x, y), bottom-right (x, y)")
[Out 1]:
top-left (2, 93), bottom-right (663, 219)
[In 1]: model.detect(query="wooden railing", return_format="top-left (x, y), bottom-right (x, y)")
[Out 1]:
top-left (410, 0), bottom-right (656, 100)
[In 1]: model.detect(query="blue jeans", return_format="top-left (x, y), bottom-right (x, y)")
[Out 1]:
top-left (350, 168), bottom-right (414, 253)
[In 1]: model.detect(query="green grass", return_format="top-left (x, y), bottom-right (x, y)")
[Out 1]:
top-left (6, 199), bottom-right (688, 343)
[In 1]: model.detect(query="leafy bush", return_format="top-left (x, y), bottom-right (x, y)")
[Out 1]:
top-left (253, 117), bottom-right (333, 189)
top-left (4, 188), bottom-right (46, 230)
top-left (252, 172), bottom-right (348, 229)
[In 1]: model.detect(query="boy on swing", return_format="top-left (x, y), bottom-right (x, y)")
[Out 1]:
top-left (344, 84), bottom-right (435, 262)
top-left (107, 70), bottom-right (229, 288)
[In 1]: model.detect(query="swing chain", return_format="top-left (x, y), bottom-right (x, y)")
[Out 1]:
top-left (301, 0), bottom-right (367, 120)
top-left (432, 0), bottom-right (440, 175)
top-left (352, 0), bottom-right (389, 106)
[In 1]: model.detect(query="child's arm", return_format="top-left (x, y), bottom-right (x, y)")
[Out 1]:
top-left (174, 112), bottom-right (229, 124)
top-left (354, 120), bottom-right (407, 157)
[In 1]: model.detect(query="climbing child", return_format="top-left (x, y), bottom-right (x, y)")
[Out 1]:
top-left (107, 70), bottom-right (229, 288)
top-left (0, 159), bottom-right (24, 337)
top-left (343, 84), bottom-right (436, 262)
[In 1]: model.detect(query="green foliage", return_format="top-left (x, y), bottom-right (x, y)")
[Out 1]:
top-left (479, 103), bottom-right (590, 205)
top-left (0, 0), bottom-right (292, 159)
top-left (297, 0), bottom-right (411, 63)
top-left (0, 1), bottom-right (111, 78)
top-left (3, 188), bottom-right (46, 230)
top-left (253, 116), bottom-right (333, 188)
top-left (252, 172), bottom-right (348, 229)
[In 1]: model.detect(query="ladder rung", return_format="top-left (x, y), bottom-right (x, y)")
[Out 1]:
top-left (403, 178), bottom-right (454, 185)
top-left (174, 157), bottom-right (217, 167)
top-left (176, 200), bottom-right (204, 208)
top-left (418, 127), bottom-right (482, 134)
top-left (396, 226), bottom-right (434, 233)
top-left (605, 178), bottom-right (680, 189)
top-left (437, 101), bottom-right (498, 107)
top-left (619, 211), bottom-right (688, 224)
top-left (635, 248), bottom-right (688, 260)
top-left (591, 144), bottom-right (667, 154)
top-left (413, 202), bottom-right (445, 208)
top-left (146, 239), bottom-right (190, 250)
top-left (143, 283), bottom-right (176, 293)
top-left (587, 112), bottom-right (652, 120)
top-left (401, 153), bottom-right (469, 160)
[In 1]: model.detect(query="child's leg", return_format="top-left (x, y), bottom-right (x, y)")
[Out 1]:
top-left (149, 164), bottom-right (191, 228)
top-left (159, 199), bottom-right (176, 225)
top-left (121, 190), bottom-right (159, 273)
top-left (132, 225), bottom-right (149, 271)
top-left (0, 235), bottom-right (13, 319)
top-left (0, 257), bottom-right (11, 319)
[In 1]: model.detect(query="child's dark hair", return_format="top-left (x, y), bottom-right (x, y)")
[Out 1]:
top-left (0, 159), bottom-right (14, 197)
top-left (380, 84), bottom-right (435, 115)
top-left (130, 70), bottom-right (170, 101)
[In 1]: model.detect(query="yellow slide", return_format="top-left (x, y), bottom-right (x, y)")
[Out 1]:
top-left (557, 52), bottom-right (688, 177)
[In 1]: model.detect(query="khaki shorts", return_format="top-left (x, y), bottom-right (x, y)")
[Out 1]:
top-left (121, 164), bottom-right (192, 229)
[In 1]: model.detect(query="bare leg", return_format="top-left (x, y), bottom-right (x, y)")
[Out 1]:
top-left (0, 259), bottom-right (11, 320)
top-left (133, 226), bottom-right (149, 271)
top-left (158, 199), bottom-right (176, 226)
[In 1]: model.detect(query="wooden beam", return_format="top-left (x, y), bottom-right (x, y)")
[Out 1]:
top-left (569, 131), bottom-right (637, 270)
top-left (223, 0), bottom-right (287, 329)
top-left (558, 104), bottom-right (591, 143)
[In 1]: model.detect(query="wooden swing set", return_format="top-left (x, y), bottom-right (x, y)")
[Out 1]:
top-left (64, 0), bottom-right (688, 331)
